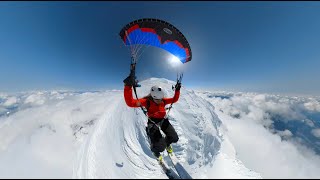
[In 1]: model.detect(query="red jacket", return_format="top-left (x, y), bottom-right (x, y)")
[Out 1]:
top-left (124, 85), bottom-right (180, 119)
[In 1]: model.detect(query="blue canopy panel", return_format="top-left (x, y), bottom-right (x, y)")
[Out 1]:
top-left (124, 28), bottom-right (188, 63)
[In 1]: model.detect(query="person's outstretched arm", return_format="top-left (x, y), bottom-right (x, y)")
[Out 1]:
top-left (163, 83), bottom-right (182, 105)
top-left (124, 85), bottom-right (147, 107)
top-left (163, 89), bottom-right (180, 105)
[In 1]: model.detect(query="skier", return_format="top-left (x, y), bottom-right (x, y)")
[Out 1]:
top-left (123, 73), bottom-right (181, 161)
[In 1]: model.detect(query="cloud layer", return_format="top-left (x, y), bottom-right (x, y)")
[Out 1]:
top-left (197, 91), bottom-right (320, 178)
top-left (0, 90), bottom-right (116, 178)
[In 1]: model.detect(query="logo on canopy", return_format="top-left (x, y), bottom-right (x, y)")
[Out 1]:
top-left (163, 28), bottom-right (172, 35)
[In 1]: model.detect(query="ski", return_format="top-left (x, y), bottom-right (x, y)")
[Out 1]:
top-left (167, 151), bottom-right (193, 179)
top-left (148, 136), bottom-right (180, 179)
top-left (156, 157), bottom-right (181, 179)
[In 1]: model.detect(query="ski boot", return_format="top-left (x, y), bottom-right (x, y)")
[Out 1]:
top-left (153, 152), bottom-right (163, 163)
top-left (166, 144), bottom-right (173, 155)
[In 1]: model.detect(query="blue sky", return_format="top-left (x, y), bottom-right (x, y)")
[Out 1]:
top-left (0, 2), bottom-right (320, 95)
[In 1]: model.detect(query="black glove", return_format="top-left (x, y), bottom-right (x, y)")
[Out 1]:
top-left (175, 82), bottom-right (182, 91)
top-left (123, 73), bottom-right (135, 86)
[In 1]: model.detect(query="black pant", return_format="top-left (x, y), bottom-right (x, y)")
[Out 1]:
top-left (146, 118), bottom-right (179, 154)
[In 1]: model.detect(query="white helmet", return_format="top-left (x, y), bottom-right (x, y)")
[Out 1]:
top-left (150, 85), bottom-right (164, 100)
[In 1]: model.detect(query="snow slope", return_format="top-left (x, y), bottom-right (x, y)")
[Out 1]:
top-left (0, 78), bottom-right (261, 178)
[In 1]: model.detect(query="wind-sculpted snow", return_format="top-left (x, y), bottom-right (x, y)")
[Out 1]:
top-left (0, 79), bottom-right (261, 178)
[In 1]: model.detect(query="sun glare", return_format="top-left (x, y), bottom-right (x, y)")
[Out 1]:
top-left (168, 55), bottom-right (182, 68)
